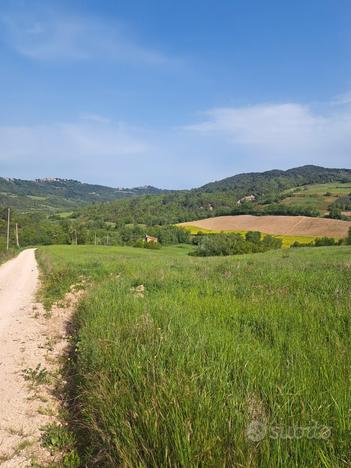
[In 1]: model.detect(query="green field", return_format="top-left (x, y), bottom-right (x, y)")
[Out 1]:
top-left (37, 244), bottom-right (351, 466)
top-left (281, 182), bottom-right (351, 212)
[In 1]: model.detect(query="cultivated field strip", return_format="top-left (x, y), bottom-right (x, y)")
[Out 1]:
top-left (181, 214), bottom-right (351, 238)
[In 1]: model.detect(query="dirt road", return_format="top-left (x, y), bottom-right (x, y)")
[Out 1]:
top-left (0, 249), bottom-right (55, 466)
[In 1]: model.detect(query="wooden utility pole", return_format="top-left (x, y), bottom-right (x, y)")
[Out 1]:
top-left (15, 223), bottom-right (20, 248)
top-left (94, 232), bottom-right (97, 246)
top-left (106, 234), bottom-right (109, 245)
top-left (6, 208), bottom-right (10, 251)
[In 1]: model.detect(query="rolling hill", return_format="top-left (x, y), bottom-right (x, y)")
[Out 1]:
top-left (0, 177), bottom-right (166, 212)
top-left (200, 165), bottom-right (351, 194)
top-left (2, 165), bottom-right (350, 217)
top-left (2, 165), bottom-right (351, 249)
top-left (77, 165), bottom-right (351, 225)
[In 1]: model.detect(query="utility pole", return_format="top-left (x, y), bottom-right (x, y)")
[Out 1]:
top-left (6, 208), bottom-right (10, 251)
top-left (15, 223), bottom-right (20, 248)
top-left (94, 232), bottom-right (97, 246)
top-left (106, 233), bottom-right (109, 245)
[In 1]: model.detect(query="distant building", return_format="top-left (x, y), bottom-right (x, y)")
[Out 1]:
top-left (237, 194), bottom-right (256, 205)
top-left (145, 235), bottom-right (158, 243)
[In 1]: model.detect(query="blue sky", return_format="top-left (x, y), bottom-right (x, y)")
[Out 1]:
top-left (0, 0), bottom-right (350, 188)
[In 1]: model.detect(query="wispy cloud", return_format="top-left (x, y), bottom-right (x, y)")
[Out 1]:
top-left (184, 100), bottom-right (351, 164)
top-left (0, 98), bottom-right (350, 189)
top-left (0, 118), bottom-right (221, 188)
top-left (1, 8), bottom-right (173, 65)
top-left (331, 91), bottom-right (351, 106)
top-left (80, 113), bottom-right (111, 124)
top-left (0, 121), bottom-right (149, 161)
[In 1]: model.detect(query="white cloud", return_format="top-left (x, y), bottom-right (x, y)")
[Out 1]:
top-left (0, 118), bottom-right (217, 188)
top-left (184, 102), bottom-right (351, 163)
top-left (0, 99), bottom-right (350, 189)
top-left (80, 113), bottom-right (111, 124)
top-left (331, 91), bottom-right (351, 106)
top-left (1, 10), bottom-right (173, 65)
top-left (0, 121), bottom-right (149, 162)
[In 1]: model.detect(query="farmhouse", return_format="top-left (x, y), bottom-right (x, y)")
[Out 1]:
top-left (237, 194), bottom-right (256, 205)
top-left (144, 235), bottom-right (158, 243)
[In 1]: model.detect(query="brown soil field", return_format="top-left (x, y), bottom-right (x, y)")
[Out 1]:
top-left (180, 215), bottom-right (351, 238)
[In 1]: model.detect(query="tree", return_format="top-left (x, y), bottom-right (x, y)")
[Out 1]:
top-left (245, 231), bottom-right (261, 243)
top-left (314, 237), bottom-right (337, 247)
top-left (327, 207), bottom-right (342, 220)
top-left (262, 235), bottom-right (282, 249)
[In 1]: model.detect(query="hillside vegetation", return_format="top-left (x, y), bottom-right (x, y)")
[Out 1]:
top-left (77, 166), bottom-right (351, 225)
top-left (1, 166), bottom-right (351, 249)
top-left (280, 181), bottom-right (351, 213)
top-left (201, 165), bottom-right (351, 193)
top-left (37, 244), bottom-right (351, 466)
top-left (0, 177), bottom-right (165, 212)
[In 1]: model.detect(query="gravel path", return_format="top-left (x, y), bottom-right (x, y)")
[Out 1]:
top-left (0, 249), bottom-right (60, 466)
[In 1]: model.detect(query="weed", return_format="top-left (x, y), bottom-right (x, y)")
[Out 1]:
top-left (14, 439), bottom-right (33, 455)
top-left (41, 423), bottom-right (74, 451)
top-left (22, 364), bottom-right (49, 386)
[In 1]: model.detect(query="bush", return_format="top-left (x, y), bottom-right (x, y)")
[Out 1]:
top-left (327, 208), bottom-right (342, 220)
top-left (291, 241), bottom-right (314, 248)
top-left (145, 240), bottom-right (161, 249)
top-left (314, 237), bottom-right (338, 247)
top-left (134, 239), bottom-right (162, 250)
top-left (262, 234), bottom-right (283, 249)
top-left (191, 232), bottom-right (282, 257)
top-left (291, 237), bottom-right (342, 248)
top-left (245, 231), bottom-right (261, 243)
top-left (330, 194), bottom-right (351, 211)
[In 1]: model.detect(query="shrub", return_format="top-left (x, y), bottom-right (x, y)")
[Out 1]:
top-left (245, 231), bottom-right (261, 243)
top-left (191, 232), bottom-right (282, 257)
top-left (291, 241), bottom-right (314, 248)
top-left (134, 239), bottom-right (162, 250)
top-left (314, 237), bottom-right (338, 247)
top-left (327, 208), bottom-right (342, 220)
top-left (262, 234), bottom-right (283, 249)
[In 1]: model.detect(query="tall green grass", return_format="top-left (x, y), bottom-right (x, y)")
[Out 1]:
top-left (37, 245), bottom-right (351, 466)
top-left (0, 247), bottom-right (18, 265)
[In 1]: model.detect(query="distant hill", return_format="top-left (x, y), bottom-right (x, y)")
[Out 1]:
top-left (199, 165), bottom-right (351, 194)
top-left (2, 165), bottom-right (351, 220)
top-left (77, 165), bottom-right (351, 225)
top-left (0, 177), bottom-right (166, 212)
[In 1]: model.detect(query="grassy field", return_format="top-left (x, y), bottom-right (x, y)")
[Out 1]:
top-left (281, 182), bottom-right (351, 212)
top-left (37, 244), bottom-right (351, 466)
